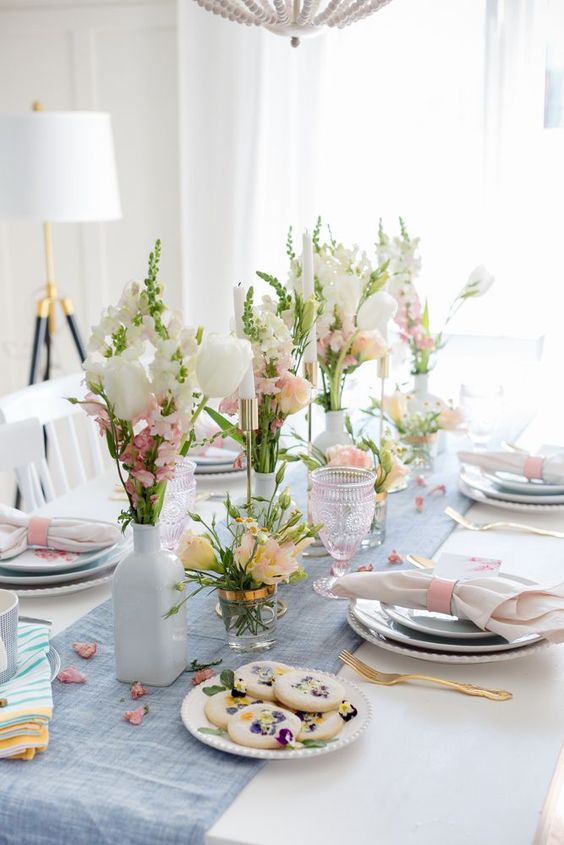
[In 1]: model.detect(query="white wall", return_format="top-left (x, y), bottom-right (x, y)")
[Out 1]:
top-left (0, 0), bottom-right (181, 395)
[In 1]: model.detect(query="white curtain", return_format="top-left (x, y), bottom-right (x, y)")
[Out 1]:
top-left (177, 0), bottom-right (563, 345)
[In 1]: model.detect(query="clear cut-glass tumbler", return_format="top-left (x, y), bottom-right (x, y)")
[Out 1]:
top-left (310, 466), bottom-right (376, 599)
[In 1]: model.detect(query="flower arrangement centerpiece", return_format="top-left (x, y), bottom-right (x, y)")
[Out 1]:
top-left (377, 218), bottom-right (494, 381)
top-left (216, 274), bottom-right (316, 498)
top-left (368, 388), bottom-right (464, 473)
top-left (169, 466), bottom-right (319, 651)
top-left (286, 419), bottom-right (407, 547)
top-left (73, 241), bottom-right (252, 687)
top-left (287, 219), bottom-right (396, 451)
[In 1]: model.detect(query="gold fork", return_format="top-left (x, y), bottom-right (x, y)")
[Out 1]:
top-left (445, 506), bottom-right (564, 539)
top-left (339, 650), bottom-right (512, 701)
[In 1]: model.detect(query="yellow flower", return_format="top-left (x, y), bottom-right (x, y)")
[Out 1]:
top-left (177, 531), bottom-right (220, 572)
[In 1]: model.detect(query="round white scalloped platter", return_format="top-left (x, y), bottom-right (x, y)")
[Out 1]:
top-left (181, 668), bottom-right (372, 761)
top-left (459, 476), bottom-right (564, 513)
top-left (347, 607), bottom-right (551, 665)
top-left (8, 570), bottom-right (115, 598)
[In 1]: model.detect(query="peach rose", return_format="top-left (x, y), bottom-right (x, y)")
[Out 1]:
top-left (326, 445), bottom-right (373, 470)
top-left (438, 405), bottom-right (465, 431)
top-left (350, 330), bottom-right (387, 363)
top-left (276, 373), bottom-right (311, 415)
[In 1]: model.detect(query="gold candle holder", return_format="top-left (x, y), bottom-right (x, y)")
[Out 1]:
top-left (238, 398), bottom-right (258, 506)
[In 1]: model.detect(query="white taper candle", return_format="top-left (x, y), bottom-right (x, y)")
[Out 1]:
top-left (233, 284), bottom-right (256, 400)
top-left (302, 230), bottom-right (317, 364)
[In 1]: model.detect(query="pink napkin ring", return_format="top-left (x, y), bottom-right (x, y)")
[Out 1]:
top-left (523, 455), bottom-right (544, 481)
top-left (426, 577), bottom-right (457, 616)
top-left (28, 516), bottom-right (51, 548)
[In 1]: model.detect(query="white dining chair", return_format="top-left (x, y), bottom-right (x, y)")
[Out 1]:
top-left (0, 372), bottom-right (108, 496)
top-left (0, 417), bottom-right (55, 511)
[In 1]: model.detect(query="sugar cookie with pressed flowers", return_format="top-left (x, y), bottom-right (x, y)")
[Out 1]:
top-left (235, 660), bottom-right (293, 702)
top-left (227, 703), bottom-right (301, 749)
top-left (274, 669), bottom-right (345, 713)
top-left (204, 691), bottom-right (262, 730)
top-left (295, 709), bottom-right (344, 741)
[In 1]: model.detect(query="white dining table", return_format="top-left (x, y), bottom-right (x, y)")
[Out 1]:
top-left (21, 438), bottom-right (564, 845)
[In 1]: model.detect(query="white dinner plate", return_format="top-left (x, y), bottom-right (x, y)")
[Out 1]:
top-left (10, 571), bottom-right (116, 597)
top-left (0, 532), bottom-right (121, 574)
top-left (461, 471), bottom-right (564, 505)
top-left (0, 540), bottom-right (129, 586)
top-left (459, 476), bottom-right (564, 513)
top-left (351, 600), bottom-right (542, 653)
top-left (181, 668), bottom-right (372, 761)
top-left (192, 451), bottom-right (239, 466)
top-left (347, 608), bottom-right (551, 665)
top-left (484, 471), bottom-right (564, 496)
top-left (380, 574), bottom-right (536, 641)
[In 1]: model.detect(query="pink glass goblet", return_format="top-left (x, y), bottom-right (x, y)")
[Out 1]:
top-left (310, 466), bottom-right (376, 600)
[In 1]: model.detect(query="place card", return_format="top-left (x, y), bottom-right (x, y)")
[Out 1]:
top-left (433, 553), bottom-right (502, 580)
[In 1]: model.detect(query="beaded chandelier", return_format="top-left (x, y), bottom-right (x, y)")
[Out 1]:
top-left (193, 0), bottom-right (393, 46)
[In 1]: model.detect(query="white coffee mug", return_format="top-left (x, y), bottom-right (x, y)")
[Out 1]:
top-left (0, 589), bottom-right (18, 684)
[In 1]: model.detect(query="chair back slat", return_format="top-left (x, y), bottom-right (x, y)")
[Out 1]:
top-left (0, 418), bottom-right (53, 511)
top-left (45, 420), bottom-right (70, 493)
top-left (86, 417), bottom-right (105, 474)
top-left (63, 416), bottom-right (88, 486)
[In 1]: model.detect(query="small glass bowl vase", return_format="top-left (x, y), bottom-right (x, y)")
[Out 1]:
top-left (160, 457), bottom-right (197, 552)
top-left (360, 492), bottom-right (388, 549)
top-left (402, 434), bottom-right (437, 475)
top-left (217, 586), bottom-right (277, 652)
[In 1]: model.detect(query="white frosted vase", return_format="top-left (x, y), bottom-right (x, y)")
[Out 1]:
top-left (113, 523), bottom-right (187, 686)
top-left (313, 410), bottom-right (353, 454)
top-left (253, 472), bottom-right (277, 501)
top-left (410, 373), bottom-right (445, 454)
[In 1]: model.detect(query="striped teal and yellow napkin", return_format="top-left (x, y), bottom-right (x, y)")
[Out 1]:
top-left (0, 623), bottom-right (53, 760)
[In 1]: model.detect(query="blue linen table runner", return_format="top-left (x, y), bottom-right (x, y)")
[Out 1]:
top-left (0, 457), bottom-right (470, 845)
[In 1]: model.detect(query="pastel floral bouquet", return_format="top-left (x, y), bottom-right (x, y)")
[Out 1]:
top-left (286, 420), bottom-right (407, 495)
top-left (288, 219), bottom-right (395, 411)
top-left (217, 276), bottom-right (316, 474)
top-left (372, 389), bottom-right (465, 438)
top-left (168, 466), bottom-right (319, 635)
top-left (378, 218), bottom-right (494, 375)
top-left (73, 241), bottom-right (252, 528)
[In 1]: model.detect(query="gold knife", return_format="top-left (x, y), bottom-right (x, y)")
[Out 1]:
top-left (407, 554), bottom-right (435, 570)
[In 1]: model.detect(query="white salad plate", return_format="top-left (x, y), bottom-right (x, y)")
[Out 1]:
top-left (12, 572), bottom-right (116, 598)
top-left (347, 608), bottom-right (550, 665)
top-left (380, 574), bottom-right (535, 641)
top-left (484, 471), bottom-right (564, 496)
top-left (461, 471), bottom-right (564, 505)
top-left (181, 668), bottom-right (371, 761)
top-left (0, 540), bottom-right (129, 586)
top-left (380, 604), bottom-right (497, 640)
top-left (192, 450), bottom-right (239, 466)
top-left (351, 600), bottom-right (543, 654)
top-left (459, 477), bottom-right (564, 513)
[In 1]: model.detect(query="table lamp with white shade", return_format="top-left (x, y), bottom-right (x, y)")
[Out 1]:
top-left (0, 102), bottom-right (121, 383)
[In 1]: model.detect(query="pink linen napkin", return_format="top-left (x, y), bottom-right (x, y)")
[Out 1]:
top-left (334, 570), bottom-right (564, 643)
top-left (458, 450), bottom-right (564, 484)
top-left (0, 505), bottom-right (121, 560)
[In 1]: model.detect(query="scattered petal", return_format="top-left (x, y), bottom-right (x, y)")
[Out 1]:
top-left (130, 681), bottom-right (149, 699)
top-left (388, 550), bottom-right (403, 564)
top-left (356, 564), bottom-right (374, 572)
top-left (192, 668), bottom-right (215, 686)
top-left (57, 666), bottom-right (87, 684)
top-left (415, 475), bottom-right (428, 487)
top-left (428, 483), bottom-right (447, 496)
top-left (415, 495), bottom-right (425, 512)
top-left (123, 704), bottom-right (150, 725)
top-left (72, 642), bottom-right (97, 660)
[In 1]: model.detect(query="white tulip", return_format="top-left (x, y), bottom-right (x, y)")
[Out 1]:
top-left (356, 291), bottom-right (398, 336)
top-left (196, 333), bottom-right (253, 398)
top-left (463, 265), bottom-right (494, 298)
top-left (103, 356), bottom-right (151, 421)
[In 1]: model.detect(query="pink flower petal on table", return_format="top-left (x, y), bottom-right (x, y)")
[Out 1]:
top-left (356, 564), bottom-right (374, 572)
top-left (415, 475), bottom-right (428, 487)
top-left (57, 666), bottom-right (87, 684)
top-left (415, 495), bottom-right (425, 512)
top-left (72, 642), bottom-right (97, 660)
top-left (123, 705), bottom-right (149, 725)
top-left (388, 550), bottom-right (403, 564)
top-left (192, 668), bottom-right (215, 686)
top-left (428, 483), bottom-right (447, 496)
top-left (130, 681), bottom-right (149, 699)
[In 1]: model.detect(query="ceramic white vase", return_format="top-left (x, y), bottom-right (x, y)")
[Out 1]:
top-left (312, 410), bottom-right (353, 454)
top-left (113, 523), bottom-right (187, 686)
top-left (253, 471), bottom-right (277, 501)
